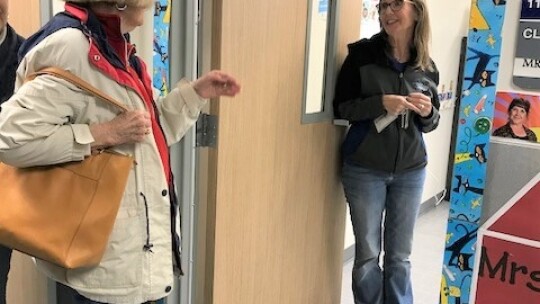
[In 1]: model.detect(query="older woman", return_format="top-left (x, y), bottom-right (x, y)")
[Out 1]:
top-left (333, 0), bottom-right (439, 303)
top-left (0, 0), bottom-right (239, 303)
top-left (493, 98), bottom-right (538, 142)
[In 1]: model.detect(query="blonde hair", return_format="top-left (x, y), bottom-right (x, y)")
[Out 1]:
top-left (62, 0), bottom-right (153, 8)
top-left (409, 0), bottom-right (434, 71)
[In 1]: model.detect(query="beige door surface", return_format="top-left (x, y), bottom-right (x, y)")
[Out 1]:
top-left (196, 1), bottom-right (361, 303)
top-left (5, 1), bottom-right (49, 303)
top-left (7, 0), bottom-right (40, 38)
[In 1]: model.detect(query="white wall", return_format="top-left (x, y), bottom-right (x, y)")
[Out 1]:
top-left (51, 0), bottom-right (62, 14)
top-left (422, 0), bottom-right (470, 202)
top-left (51, 0), bottom-right (153, 66)
top-left (343, 0), bottom-right (472, 251)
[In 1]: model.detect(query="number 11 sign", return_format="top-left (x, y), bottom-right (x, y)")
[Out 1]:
top-left (513, 0), bottom-right (540, 90)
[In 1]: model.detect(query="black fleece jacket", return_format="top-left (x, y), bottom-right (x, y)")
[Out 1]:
top-left (333, 33), bottom-right (440, 173)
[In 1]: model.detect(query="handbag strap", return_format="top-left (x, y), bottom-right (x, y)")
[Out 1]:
top-left (26, 67), bottom-right (129, 113)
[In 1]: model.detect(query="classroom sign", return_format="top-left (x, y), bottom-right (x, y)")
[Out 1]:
top-left (471, 173), bottom-right (540, 303)
top-left (513, 0), bottom-right (540, 90)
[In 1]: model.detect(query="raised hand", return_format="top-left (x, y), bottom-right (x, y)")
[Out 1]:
top-left (192, 70), bottom-right (241, 99)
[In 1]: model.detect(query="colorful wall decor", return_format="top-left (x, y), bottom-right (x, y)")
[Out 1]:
top-left (441, 1), bottom-right (507, 303)
top-left (360, 0), bottom-right (380, 39)
top-left (153, 0), bottom-right (171, 96)
top-left (438, 81), bottom-right (455, 103)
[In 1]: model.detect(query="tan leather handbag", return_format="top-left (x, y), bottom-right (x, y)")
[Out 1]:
top-left (0, 67), bottom-right (134, 269)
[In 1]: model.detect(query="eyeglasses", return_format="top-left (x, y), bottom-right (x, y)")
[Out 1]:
top-left (376, 0), bottom-right (413, 13)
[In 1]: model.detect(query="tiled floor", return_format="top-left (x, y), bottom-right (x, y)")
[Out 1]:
top-left (341, 201), bottom-right (449, 304)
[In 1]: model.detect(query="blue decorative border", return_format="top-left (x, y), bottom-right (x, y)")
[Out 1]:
top-left (441, 1), bottom-right (507, 303)
top-left (153, 0), bottom-right (171, 96)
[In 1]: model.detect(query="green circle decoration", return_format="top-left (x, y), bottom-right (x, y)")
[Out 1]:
top-left (474, 117), bottom-right (491, 134)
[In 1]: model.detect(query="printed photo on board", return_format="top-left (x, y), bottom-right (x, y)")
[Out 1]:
top-left (492, 92), bottom-right (539, 143)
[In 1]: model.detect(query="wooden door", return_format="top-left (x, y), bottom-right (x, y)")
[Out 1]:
top-left (7, 0), bottom-right (40, 37)
top-left (195, 0), bottom-right (361, 303)
top-left (5, 0), bottom-right (48, 303)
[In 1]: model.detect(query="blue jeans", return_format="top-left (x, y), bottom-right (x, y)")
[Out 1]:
top-left (341, 161), bottom-right (426, 304)
top-left (0, 245), bottom-right (11, 304)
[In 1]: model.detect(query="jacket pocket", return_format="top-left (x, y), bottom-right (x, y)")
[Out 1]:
top-left (65, 204), bottom-right (143, 289)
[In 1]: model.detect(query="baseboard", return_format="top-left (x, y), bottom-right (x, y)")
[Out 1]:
top-left (343, 189), bottom-right (447, 264)
top-left (418, 189), bottom-right (447, 216)
top-left (343, 245), bottom-right (355, 263)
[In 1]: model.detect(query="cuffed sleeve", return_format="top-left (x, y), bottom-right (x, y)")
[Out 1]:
top-left (176, 79), bottom-right (207, 117)
top-left (71, 124), bottom-right (94, 145)
top-left (158, 79), bottom-right (207, 145)
top-left (418, 107), bottom-right (440, 133)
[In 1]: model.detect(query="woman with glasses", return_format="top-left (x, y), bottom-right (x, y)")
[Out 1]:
top-left (333, 0), bottom-right (439, 303)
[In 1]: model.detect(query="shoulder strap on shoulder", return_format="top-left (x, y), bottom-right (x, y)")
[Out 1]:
top-left (26, 67), bottom-right (128, 113)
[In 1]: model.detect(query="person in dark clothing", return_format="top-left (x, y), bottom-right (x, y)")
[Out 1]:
top-left (0, 0), bottom-right (24, 103)
top-left (492, 98), bottom-right (538, 142)
top-left (333, 0), bottom-right (439, 303)
top-left (0, 0), bottom-right (24, 303)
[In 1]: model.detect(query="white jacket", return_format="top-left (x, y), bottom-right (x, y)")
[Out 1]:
top-left (0, 27), bottom-right (206, 303)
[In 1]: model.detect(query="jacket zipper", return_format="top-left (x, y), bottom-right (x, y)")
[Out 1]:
top-left (139, 192), bottom-right (154, 252)
top-left (393, 72), bottom-right (404, 173)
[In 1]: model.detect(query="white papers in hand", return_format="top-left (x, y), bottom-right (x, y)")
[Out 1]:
top-left (374, 114), bottom-right (398, 133)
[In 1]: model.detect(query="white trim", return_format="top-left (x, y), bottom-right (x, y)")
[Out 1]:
top-left (520, 19), bottom-right (540, 22)
top-left (470, 231), bottom-right (485, 304)
top-left (490, 135), bottom-right (540, 149)
top-left (481, 230), bottom-right (540, 248)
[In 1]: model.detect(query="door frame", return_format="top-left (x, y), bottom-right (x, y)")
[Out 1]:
top-left (169, 0), bottom-right (200, 303)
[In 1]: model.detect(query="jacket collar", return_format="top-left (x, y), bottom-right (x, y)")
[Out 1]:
top-left (65, 3), bottom-right (134, 68)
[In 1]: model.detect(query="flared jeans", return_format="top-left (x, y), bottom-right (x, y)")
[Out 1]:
top-left (342, 161), bottom-right (426, 304)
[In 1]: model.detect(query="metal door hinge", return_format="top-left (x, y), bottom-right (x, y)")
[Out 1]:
top-left (196, 114), bottom-right (218, 147)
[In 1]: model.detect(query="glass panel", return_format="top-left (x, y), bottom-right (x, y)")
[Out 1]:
top-left (304, 0), bottom-right (330, 114)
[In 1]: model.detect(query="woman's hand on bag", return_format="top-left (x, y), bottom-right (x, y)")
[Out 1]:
top-left (192, 70), bottom-right (241, 99)
top-left (90, 110), bottom-right (151, 149)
